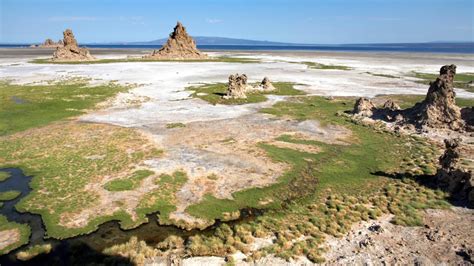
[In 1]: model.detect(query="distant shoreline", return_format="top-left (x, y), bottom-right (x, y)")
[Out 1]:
top-left (1, 43), bottom-right (473, 54)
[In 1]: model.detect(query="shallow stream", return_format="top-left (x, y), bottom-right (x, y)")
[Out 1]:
top-left (0, 168), bottom-right (261, 265)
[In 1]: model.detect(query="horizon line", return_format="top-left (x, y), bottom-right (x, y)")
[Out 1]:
top-left (1, 37), bottom-right (473, 46)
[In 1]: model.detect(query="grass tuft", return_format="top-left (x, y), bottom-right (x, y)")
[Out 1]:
top-left (0, 171), bottom-right (10, 182)
top-left (0, 80), bottom-right (131, 136)
top-left (301, 61), bottom-right (352, 70)
top-left (104, 170), bottom-right (155, 191)
top-left (188, 82), bottom-right (305, 105)
top-left (0, 190), bottom-right (21, 201)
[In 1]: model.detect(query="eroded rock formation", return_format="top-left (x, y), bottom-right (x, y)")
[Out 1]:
top-left (406, 65), bottom-right (464, 130)
top-left (52, 29), bottom-right (95, 61)
top-left (144, 22), bottom-right (207, 60)
top-left (353, 98), bottom-right (376, 117)
top-left (436, 138), bottom-right (473, 207)
top-left (352, 65), bottom-right (470, 131)
top-left (40, 38), bottom-right (63, 48)
top-left (258, 77), bottom-right (276, 91)
top-left (382, 99), bottom-right (400, 111)
top-left (224, 74), bottom-right (249, 99)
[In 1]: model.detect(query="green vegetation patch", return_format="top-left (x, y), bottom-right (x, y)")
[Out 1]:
top-left (0, 122), bottom-right (163, 239)
top-left (302, 61), bottom-right (352, 70)
top-left (30, 56), bottom-right (259, 65)
top-left (0, 190), bottom-right (21, 201)
top-left (0, 171), bottom-right (10, 182)
top-left (411, 71), bottom-right (474, 93)
top-left (365, 72), bottom-right (399, 79)
top-left (188, 82), bottom-right (305, 105)
top-left (0, 215), bottom-right (31, 255)
top-left (0, 80), bottom-right (131, 136)
top-left (138, 171), bottom-right (188, 224)
top-left (16, 243), bottom-right (52, 261)
top-left (166, 122), bottom-right (186, 129)
top-left (183, 96), bottom-right (448, 262)
top-left (104, 170), bottom-right (155, 191)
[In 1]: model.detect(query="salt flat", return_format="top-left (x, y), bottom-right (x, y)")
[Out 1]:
top-left (1, 50), bottom-right (473, 128)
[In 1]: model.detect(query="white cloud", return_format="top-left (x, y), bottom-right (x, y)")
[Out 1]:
top-left (206, 18), bottom-right (222, 24)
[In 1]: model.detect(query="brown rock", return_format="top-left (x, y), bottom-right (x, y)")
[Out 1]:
top-left (43, 39), bottom-right (55, 46)
top-left (52, 29), bottom-right (95, 61)
top-left (38, 38), bottom-right (62, 48)
top-left (144, 22), bottom-right (207, 60)
top-left (258, 77), bottom-right (277, 91)
top-left (407, 65), bottom-right (464, 130)
top-left (382, 99), bottom-right (400, 111)
top-left (436, 138), bottom-right (473, 207)
top-left (223, 74), bottom-right (249, 99)
top-left (353, 97), bottom-right (376, 117)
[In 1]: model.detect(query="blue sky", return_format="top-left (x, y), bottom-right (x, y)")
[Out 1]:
top-left (0, 0), bottom-right (473, 44)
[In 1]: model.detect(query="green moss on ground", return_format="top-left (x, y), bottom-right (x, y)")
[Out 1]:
top-left (365, 72), bottom-right (399, 79)
top-left (188, 82), bottom-right (305, 105)
top-left (184, 96), bottom-right (449, 262)
top-left (166, 123), bottom-right (186, 129)
top-left (0, 215), bottom-right (31, 255)
top-left (30, 56), bottom-right (259, 65)
top-left (301, 61), bottom-right (352, 70)
top-left (104, 170), bottom-right (155, 191)
top-left (0, 122), bottom-right (164, 239)
top-left (0, 190), bottom-right (21, 201)
top-left (138, 171), bottom-right (189, 224)
top-left (411, 71), bottom-right (474, 93)
top-left (0, 80), bottom-right (131, 136)
top-left (0, 171), bottom-right (10, 182)
top-left (0, 80), bottom-right (191, 240)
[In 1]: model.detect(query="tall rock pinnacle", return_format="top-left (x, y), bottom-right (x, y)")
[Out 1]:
top-left (144, 22), bottom-right (207, 60)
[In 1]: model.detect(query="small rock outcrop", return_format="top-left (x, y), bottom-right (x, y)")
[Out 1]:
top-left (52, 29), bottom-right (95, 61)
top-left (40, 38), bottom-right (63, 48)
top-left (353, 98), bottom-right (377, 117)
top-left (258, 77), bottom-right (276, 91)
top-left (406, 65), bottom-right (464, 130)
top-left (144, 22), bottom-right (207, 60)
top-left (352, 65), bottom-right (471, 131)
top-left (436, 138), bottom-right (473, 207)
top-left (382, 99), bottom-right (400, 111)
top-left (224, 74), bottom-right (249, 99)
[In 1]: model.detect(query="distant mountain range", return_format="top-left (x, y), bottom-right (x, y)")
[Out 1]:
top-left (105, 36), bottom-right (301, 46)
top-left (98, 37), bottom-right (474, 47)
